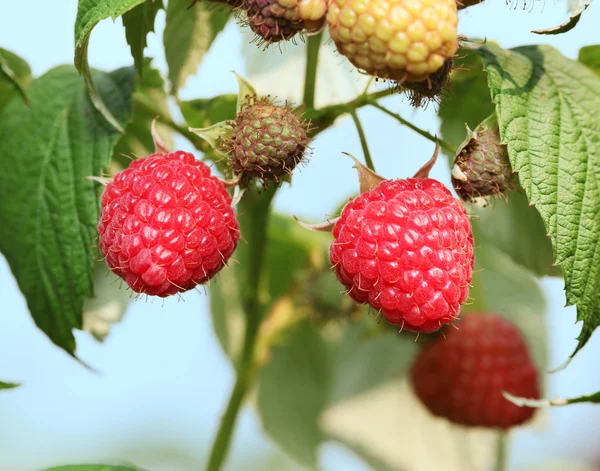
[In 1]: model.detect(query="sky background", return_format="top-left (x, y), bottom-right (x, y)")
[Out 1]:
top-left (1, 1), bottom-right (600, 470)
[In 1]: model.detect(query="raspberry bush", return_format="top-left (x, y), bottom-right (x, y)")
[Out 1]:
top-left (1, 1), bottom-right (600, 471)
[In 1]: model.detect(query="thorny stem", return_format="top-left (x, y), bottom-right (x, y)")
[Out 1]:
top-left (350, 110), bottom-right (375, 172)
top-left (205, 187), bottom-right (277, 471)
top-left (369, 102), bottom-right (457, 154)
top-left (303, 32), bottom-right (322, 109)
top-left (494, 432), bottom-right (508, 471)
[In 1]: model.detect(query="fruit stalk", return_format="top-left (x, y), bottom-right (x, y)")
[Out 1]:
top-left (303, 32), bottom-right (322, 109)
top-left (205, 186), bottom-right (277, 471)
top-left (370, 102), bottom-right (456, 154)
top-left (495, 432), bottom-right (508, 471)
top-left (350, 110), bottom-right (375, 171)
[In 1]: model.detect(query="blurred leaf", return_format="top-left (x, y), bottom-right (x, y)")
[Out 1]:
top-left (180, 94), bottom-right (237, 128)
top-left (578, 45), bottom-right (600, 76)
top-left (477, 43), bottom-right (600, 357)
top-left (0, 381), bottom-right (20, 390)
top-left (439, 48), bottom-right (560, 278)
top-left (439, 48), bottom-right (494, 153)
top-left (0, 65), bottom-right (135, 356)
top-left (0, 48), bottom-right (31, 109)
top-left (112, 60), bottom-right (173, 167)
top-left (83, 258), bottom-right (132, 342)
top-left (532, 0), bottom-right (591, 35)
top-left (466, 240), bottom-right (548, 372)
top-left (163, 0), bottom-right (229, 95)
top-left (42, 466), bottom-right (145, 471)
top-left (257, 317), bottom-right (417, 468)
top-left (258, 320), bottom-right (329, 469)
top-left (469, 192), bottom-right (560, 278)
top-left (74, 0), bottom-right (146, 131)
top-left (322, 380), bottom-right (496, 471)
top-left (122, 0), bottom-right (164, 75)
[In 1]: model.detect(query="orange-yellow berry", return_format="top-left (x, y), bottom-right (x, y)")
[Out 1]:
top-left (327, 0), bottom-right (458, 82)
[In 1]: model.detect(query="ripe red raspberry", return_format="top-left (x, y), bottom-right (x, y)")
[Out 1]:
top-left (329, 178), bottom-right (473, 333)
top-left (98, 151), bottom-right (240, 297)
top-left (410, 313), bottom-right (540, 428)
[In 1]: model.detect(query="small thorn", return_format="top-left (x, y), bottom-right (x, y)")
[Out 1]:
top-left (86, 176), bottom-right (109, 186)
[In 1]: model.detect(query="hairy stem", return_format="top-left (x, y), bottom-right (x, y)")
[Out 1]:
top-left (370, 102), bottom-right (456, 154)
top-left (205, 187), bottom-right (277, 471)
top-left (494, 432), bottom-right (508, 471)
top-left (303, 33), bottom-right (322, 109)
top-left (350, 110), bottom-right (375, 171)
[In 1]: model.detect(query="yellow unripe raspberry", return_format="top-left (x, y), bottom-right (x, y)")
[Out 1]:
top-left (327, 0), bottom-right (458, 82)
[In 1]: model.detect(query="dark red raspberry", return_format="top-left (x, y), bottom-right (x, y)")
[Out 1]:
top-left (329, 178), bottom-right (474, 333)
top-left (410, 313), bottom-right (540, 429)
top-left (98, 151), bottom-right (240, 297)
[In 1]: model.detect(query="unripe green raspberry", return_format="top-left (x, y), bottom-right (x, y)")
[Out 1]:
top-left (326, 0), bottom-right (458, 82)
top-left (222, 98), bottom-right (311, 185)
top-left (451, 114), bottom-right (515, 201)
top-left (244, 0), bottom-right (327, 44)
top-left (401, 57), bottom-right (453, 107)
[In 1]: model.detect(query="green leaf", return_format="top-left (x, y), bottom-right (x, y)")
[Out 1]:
top-left (532, 0), bottom-right (591, 35)
top-left (163, 0), bottom-right (229, 95)
top-left (41, 466), bottom-right (145, 471)
top-left (439, 48), bottom-right (557, 278)
top-left (122, 0), bottom-right (163, 75)
top-left (578, 45), bottom-right (600, 76)
top-left (180, 94), bottom-right (237, 128)
top-left (0, 381), bottom-right (20, 390)
top-left (476, 43), bottom-right (600, 357)
top-left (112, 60), bottom-right (173, 166)
top-left (0, 65), bottom-right (135, 356)
top-left (74, 0), bottom-right (147, 131)
top-left (0, 48), bottom-right (31, 109)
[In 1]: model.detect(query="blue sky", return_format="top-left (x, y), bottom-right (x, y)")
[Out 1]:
top-left (1, 1), bottom-right (600, 470)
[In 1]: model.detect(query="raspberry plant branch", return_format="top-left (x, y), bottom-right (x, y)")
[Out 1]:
top-left (303, 32), bottom-right (322, 109)
top-left (369, 102), bottom-right (456, 154)
top-left (350, 110), bottom-right (375, 171)
top-left (205, 186), bottom-right (277, 471)
top-left (494, 432), bottom-right (508, 471)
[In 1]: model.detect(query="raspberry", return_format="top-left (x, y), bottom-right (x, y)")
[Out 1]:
top-left (243, 0), bottom-right (327, 44)
top-left (98, 151), bottom-right (240, 297)
top-left (451, 114), bottom-right (514, 201)
top-left (410, 313), bottom-right (540, 428)
top-left (221, 97), bottom-right (311, 185)
top-left (326, 0), bottom-right (458, 83)
top-left (329, 177), bottom-right (474, 333)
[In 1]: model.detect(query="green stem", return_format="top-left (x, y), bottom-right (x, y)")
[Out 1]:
top-left (303, 33), bottom-right (322, 109)
top-left (350, 110), bottom-right (375, 171)
top-left (494, 432), bottom-right (508, 471)
top-left (205, 187), bottom-right (277, 471)
top-left (370, 102), bottom-right (456, 154)
top-left (133, 94), bottom-right (209, 153)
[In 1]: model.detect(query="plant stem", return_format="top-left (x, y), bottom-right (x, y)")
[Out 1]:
top-left (494, 432), bottom-right (508, 471)
top-left (133, 94), bottom-right (210, 153)
top-left (350, 110), bottom-right (375, 171)
top-left (205, 187), bottom-right (277, 471)
top-left (303, 33), bottom-right (322, 109)
top-left (369, 102), bottom-right (456, 154)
